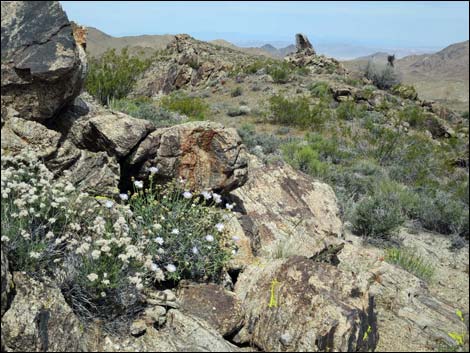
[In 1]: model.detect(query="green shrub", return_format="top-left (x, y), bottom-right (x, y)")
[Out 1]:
top-left (462, 111), bottom-right (469, 120)
top-left (231, 86), bottom-right (243, 97)
top-left (399, 105), bottom-right (426, 128)
top-left (85, 47), bottom-right (152, 105)
top-left (385, 247), bottom-right (435, 281)
top-left (336, 101), bottom-right (367, 121)
top-left (415, 190), bottom-right (468, 236)
top-left (109, 98), bottom-right (183, 127)
top-left (281, 142), bottom-right (327, 177)
top-left (160, 93), bottom-right (209, 120)
top-left (268, 63), bottom-right (291, 84)
top-left (309, 81), bottom-right (331, 99)
top-left (364, 61), bottom-right (400, 90)
top-left (269, 95), bottom-right (331, 129)
top-left (237, 123), bottom-right (283, 155)
top-left (351, 190), bottom-right (405, 238)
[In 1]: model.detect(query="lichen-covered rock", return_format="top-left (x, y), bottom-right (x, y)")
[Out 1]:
top-left (87, 309), bottom-right (242, 352)
top-left (177, 283), bottom-right (245, 337)
top-left (233, 256), bottom-right (378, 352)
top-left (1, 1), bottom-right (86, 122)
top-left (127, 121), bottom-right (248, 192)
top-left (339, 231), bottom-right (469, 352)
top-left (1, 272), bottom-right (86, 352)
top-left (1, 249), bottom-right (12, 318)
top-left (1, 116), bottom-right (61, 159)
top-left (232, 156), bottom-right (343, 259)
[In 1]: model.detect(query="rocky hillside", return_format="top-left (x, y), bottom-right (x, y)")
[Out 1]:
top-left (1, 2), bottom-right (469, 353)
top-left (344, 41), bottom-right (470, 111)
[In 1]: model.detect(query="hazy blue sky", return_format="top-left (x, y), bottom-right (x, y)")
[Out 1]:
top-left (60, 1), bottom-right (469, 49)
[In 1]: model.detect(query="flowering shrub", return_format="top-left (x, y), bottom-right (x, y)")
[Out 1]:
top-left (1, 149), bottom-right (237, 330)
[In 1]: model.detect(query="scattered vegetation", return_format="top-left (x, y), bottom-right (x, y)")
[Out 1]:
top-left (231, 86), bottom-right (243, 97)
top-left (109, 97), bottom-right (183, 127)
top-left (309, 81), bottom-right (332, 99)
top-left (269, 94), bottom-right (331, 129)
top-left (385, 247), bottom-right (435, 281)
top-left (159, 93), bottom-right (209, 120)
top-left (86, 47), bottom-right (153, 105)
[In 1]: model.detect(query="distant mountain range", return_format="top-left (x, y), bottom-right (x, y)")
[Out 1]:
top-left (343, 40), bottom-right (469, 111)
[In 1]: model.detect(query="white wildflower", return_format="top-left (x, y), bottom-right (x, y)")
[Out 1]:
top-left (183, 191), bottom-right (192, 199)
top-left (148, 166), bottom-right (159, 174)
top-left (213, 193), bottom-right (222, 204)
top-left (102, 279), bottom-right (110, 286)
top-left (45, 231), bottom-right (54, 239)
top-left (205, 234), bottom-right (214, 242)
top-left (192, 246), bottom-right (199, 254)
top-left (87, 273), bottom-right (99, 282)
top-left (155, 237), bottom-right (164, 245)
top-left (29, 251), bottom-right (41, 259)
top-left (134, 180), bottom-right (144, 189)
top-left (171, 228), bottom-right (179, 235)
top-left (215, 223), bottom-right (225, 232)
top-left (1, 236), bottom-right (9, 242)
top-left (201, 190), bottom-right (212, 200)
top-left (165, 264), bottom-right (177, 273)
top-left (105, 200), bottom-right (114, 208)
top-left (119, 193), bottom-right (129, 201)
top-left (91, 250), bottom-right (101, 259)
top-left (225, 203), bottom-right (235, 211)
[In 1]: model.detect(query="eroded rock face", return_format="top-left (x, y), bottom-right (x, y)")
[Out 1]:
top-left (127, 121), bottom-right (248, 193)
top-left (1, 1), bottom-right (86, 122)
top-left (1, 272), bottom-right (86, 352)
top-left (233, 256), bottom-right (378, 352)
top-left (87, 309), bottom-right (242, 352)
top-left (1, 249), bottom-right (12, 318)
top-left (232, 156), bottom-right (343, 259)
top-left (177, 283), bottom-right (245, 337)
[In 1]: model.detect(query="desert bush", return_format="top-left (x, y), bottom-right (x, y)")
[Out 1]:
top-left (160, 93), bottom-right (209, 120)
top-left (109, 98), bottom-right (183, 127)
top-left (86, 47), bottom-right (152, 105)
top-left (237, 123), bottom-right (283, 155)
top-left (267, 62), bottom-right (291, 84)
top-left (336, 101), bottom-right (367, 121)
top-left (385, 247), bottom-right (435, 281)
top-left (309, 81), bottom-right (331, 99)
top-left (281, 142), bottom-right (327, 178)
top-left (269, 95), bottom-right (331, 129)
top-left (399, 105), bottom-right (426, 128)
top-left (462, 111), bottom-right (469, 120)
top-left (364, 61), bottom-right (400, 90)
top-left (231, 86), bottom-right (243, 97)
top-left (414, 190), bottom-right (468, 237)
top-left (351, 188), bottom-right (405, 238)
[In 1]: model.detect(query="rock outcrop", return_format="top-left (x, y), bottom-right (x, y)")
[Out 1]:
top-left (233, 256), bottom-right (378, 352)
top-left (285, 34), bottom-right (346, 74)
top-left (2, 272), bottom-right (87, 352)
top-left (231, 156), bottom-right (343, 259)
top-left (177, 283), bottom-right (245, 337)
top-left (1, 1), bottom-right (86, 123)
top-left (1, 249), bottom-right (12, 318)
top-left (126, 121), bottom-right (248, 192)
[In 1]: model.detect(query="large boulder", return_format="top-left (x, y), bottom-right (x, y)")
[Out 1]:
top-left (1, 272), bottom-right (87, 352)
top-left (233, 256), bottom-right (378, 352)
top-left (1, 1), bottom-right (86, 122)
top-left (295, 33), bottom-right (315, 54)
top-left (127, 121), bottom-right (248, 193)
top-left (231, 156), bottom-right (343, 259)
top-left (86, 309), bottom-right (242, 352)
top-left (177, 283), bottom-right (245, 337)
top-left (1, 249), bottom-right (12, 318)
